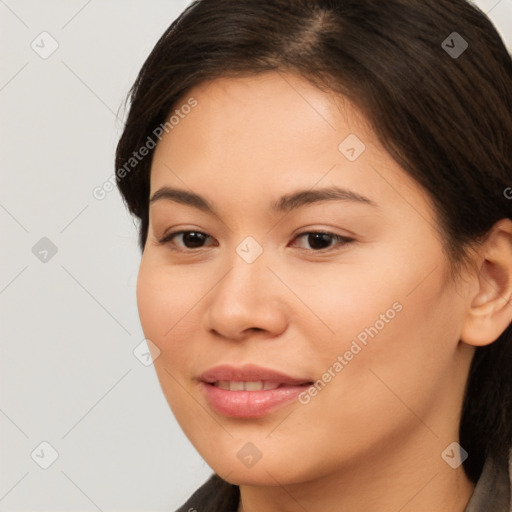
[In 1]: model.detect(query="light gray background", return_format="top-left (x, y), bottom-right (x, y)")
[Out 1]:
top-left (1, 1), bottom-right (511, 510)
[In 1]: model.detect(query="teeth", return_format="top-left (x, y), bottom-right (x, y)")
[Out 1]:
top-left (213, 381), bottom-right (281, 391)
top-left (244, 381), bottom-right (263, 391)
top-left (230, 381), bottom-right (245, 391)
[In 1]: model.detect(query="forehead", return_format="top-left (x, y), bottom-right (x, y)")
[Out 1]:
top-left (170, 71), bottom-right (370, 156)
top-left (149, 71), bottom-right (434, 226)
top-left (153, 73), bottom-right (365, 176)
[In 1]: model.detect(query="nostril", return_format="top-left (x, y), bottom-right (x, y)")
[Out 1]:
top-left (244, 327), bottom-right (264, 333)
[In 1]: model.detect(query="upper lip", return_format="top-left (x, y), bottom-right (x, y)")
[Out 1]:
top-left (199, 364), bottom-right (312, 385)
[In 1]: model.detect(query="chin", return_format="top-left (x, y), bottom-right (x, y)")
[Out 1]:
top-left (202, 449), bottom-right (314, 487)
top-left (218, 467), bottom-right (290, 487)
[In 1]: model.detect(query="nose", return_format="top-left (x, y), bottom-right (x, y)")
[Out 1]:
top-left (204, 248), bottom-right (288, 341)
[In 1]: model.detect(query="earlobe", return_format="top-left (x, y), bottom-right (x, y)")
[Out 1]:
top-left (460, 218), bottom-right (512, 347)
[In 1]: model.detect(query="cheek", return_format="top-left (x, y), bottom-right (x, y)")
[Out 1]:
top-left (136, 261), bottom-right (167, 341)
top-left (310, 270), bottom-right (462, 440)
top-left (275, 257), bottom-right (389, 325)
top-left (136, 259), bottom-right (197, 363)
top-left (289, 259), bottom-right (402, 365)
top-left (136, 258), bottom-right (204, 418)
top-left (299, 247), bottom-right (459, 409)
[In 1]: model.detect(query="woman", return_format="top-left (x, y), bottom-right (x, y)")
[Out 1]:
top-left (115, 0), bottom-right (512, 510)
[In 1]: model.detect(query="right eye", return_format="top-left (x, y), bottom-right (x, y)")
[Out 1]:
top-left (158, 230), bottom-right (218, 251)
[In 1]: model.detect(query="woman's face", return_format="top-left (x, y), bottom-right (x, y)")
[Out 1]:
top-left (137, 72), bottom-right (475, 485)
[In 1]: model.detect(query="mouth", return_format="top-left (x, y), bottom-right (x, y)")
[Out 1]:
top-left (208, 380), bottom-right (311, 391)
top-left (198, 364), bottom-right (314, 417)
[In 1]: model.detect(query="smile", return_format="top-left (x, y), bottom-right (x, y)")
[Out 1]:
top-left (211, 380), bottom-right (296, 391)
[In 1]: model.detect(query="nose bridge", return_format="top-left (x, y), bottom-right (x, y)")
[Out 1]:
top-left (216, 238), bottom-right (271, 307)
top-left (205, 237), bottom-right (288, 338)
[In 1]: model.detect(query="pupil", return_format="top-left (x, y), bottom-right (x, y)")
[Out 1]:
top-left (308, 233), bottom-right (331, 250)
top-left (184, 232), bottom-right (206, 248)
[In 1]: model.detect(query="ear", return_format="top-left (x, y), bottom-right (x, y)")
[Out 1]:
top-left (460, 218), bottom-right (512, 347)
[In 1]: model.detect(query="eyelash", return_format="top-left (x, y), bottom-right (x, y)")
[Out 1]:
top-left (157, 230), bottom-right (355, 253)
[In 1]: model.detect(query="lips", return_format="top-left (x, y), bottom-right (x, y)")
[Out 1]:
top-left (198, 364), bottom-right (313, 418)
top-left (199, 364), bottom-right (312, 386)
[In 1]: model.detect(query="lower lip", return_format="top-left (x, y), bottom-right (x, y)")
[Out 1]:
top-left (200, 382), bottom-right (309, 418)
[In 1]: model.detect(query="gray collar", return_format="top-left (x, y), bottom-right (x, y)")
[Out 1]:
top-left (464, 449), bottom-right (512, 512)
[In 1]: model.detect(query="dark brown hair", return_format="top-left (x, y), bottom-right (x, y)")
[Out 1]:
top-left (115, 0), bottom-right (512, 500)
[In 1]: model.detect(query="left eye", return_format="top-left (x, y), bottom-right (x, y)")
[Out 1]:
top-left (290, 232), bottom-right (354, 251)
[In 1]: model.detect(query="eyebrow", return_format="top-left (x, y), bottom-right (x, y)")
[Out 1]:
top-left (149, 185), bottom-right (378, 214)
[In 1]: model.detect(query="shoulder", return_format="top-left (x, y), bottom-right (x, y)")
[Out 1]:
top-left (464, 448), bottom-right (512, 512)
top-left (174, 473), bottom-right (240, 512)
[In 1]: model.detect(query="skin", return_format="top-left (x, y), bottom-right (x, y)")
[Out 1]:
top-left (136, 71), bottom-right (512, 512)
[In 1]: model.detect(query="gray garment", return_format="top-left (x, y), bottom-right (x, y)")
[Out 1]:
top-left (464, 449), bottom-right (511, 512)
